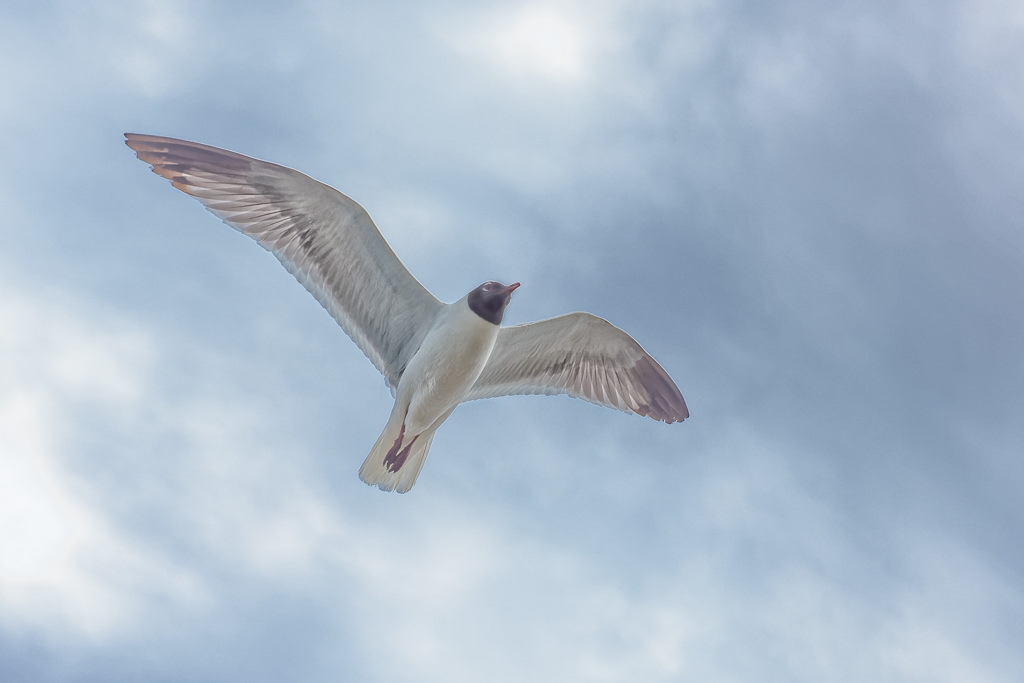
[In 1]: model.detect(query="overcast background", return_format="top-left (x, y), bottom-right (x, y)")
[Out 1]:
top-left (2, 1), bottom-right (1023, 681)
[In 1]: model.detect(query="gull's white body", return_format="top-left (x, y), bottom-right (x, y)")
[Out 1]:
top-left (126, 133), bottom-right (689, 493)
top-left (361, 294), bottom-right (500, 492)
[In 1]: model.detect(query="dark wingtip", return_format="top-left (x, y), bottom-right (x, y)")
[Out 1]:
top-left (634, 355), bottom-right (689, 424)
top-left (124, 132), bottom-right (156, 159)
top-left (124, 132), bottom-right (149, 148)
top-left (123, 134), bottom-right (255, 184)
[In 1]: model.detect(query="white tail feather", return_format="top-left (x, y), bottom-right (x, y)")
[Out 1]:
top-left (359, 423), bottom-right (436, 493)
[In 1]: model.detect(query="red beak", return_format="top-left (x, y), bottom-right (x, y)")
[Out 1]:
top-left (500, 282), bottom-right (521, 296)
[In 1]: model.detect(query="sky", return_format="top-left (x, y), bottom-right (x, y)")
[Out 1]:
top-left (1, 0), bottom-right (1023, 681)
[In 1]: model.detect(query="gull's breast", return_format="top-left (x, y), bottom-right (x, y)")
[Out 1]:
top-left (399, 305), bottom-right (500, 432)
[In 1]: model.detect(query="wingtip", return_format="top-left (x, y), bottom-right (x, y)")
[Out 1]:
top-left (123, 132), bottom-right (149, 155)
top-left (667, 406), bottom-right (690, 424)
top-left (633, 354), bottom-right (689, 424)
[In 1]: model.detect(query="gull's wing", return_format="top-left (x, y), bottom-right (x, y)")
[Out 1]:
top-left (465, 312), bottom-right (688, 423)
top-left (125, 133), bottom-right (442, 388)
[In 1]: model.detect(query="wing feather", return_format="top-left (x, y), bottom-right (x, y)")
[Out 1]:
top-left (125, 133), bottom-right (442, 388)
top-left (465, 312), bottom-right (688, 423)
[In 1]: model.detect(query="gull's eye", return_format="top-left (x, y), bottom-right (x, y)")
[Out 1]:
top-left (482, 283), bottom-right (493, 292)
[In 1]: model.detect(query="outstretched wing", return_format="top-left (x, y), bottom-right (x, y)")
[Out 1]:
top-left (125, 133), bottom-right (442, 388)
top-left (465, 312), bottom-right (688, 423)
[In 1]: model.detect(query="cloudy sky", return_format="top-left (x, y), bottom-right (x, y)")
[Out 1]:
top-left (2, 0), bottom-right (1023, 681)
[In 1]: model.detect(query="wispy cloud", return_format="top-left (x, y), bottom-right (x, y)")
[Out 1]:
top-left (1, 0), bottom-right (1022, 680)
top-left (0, 282), bottom-right (206, 641)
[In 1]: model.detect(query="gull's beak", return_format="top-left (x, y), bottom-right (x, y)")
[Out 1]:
top-left (500, 282), bottom-right (521, 297)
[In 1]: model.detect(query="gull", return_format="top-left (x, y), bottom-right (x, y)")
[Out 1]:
top-left (125, 133), bottom-right (689, 493)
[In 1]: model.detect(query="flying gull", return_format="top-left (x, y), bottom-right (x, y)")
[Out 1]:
top-left (125, 133), bottom-right (689, 493)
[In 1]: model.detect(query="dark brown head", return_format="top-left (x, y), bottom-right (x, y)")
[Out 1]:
top-left (468, 281), bottom-right (520, 325)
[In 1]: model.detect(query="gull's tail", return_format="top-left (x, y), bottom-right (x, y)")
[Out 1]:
top-left (358, 416), bottom-right (436, 493)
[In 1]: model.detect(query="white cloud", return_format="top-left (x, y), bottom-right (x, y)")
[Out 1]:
top-left (0, 241), bottom-right (1018, 680)
top-left (0, 283), bottom-right (207, 641)
top-left (2, 0), bottom-right (1023, 678)
top-left (488, 6), bottom-right (589, 81)
top-left (438, 2), bottom-right (607, 85)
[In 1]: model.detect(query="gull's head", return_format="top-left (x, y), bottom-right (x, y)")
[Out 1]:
top-left (468, 281), bottom-right (520, 325)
